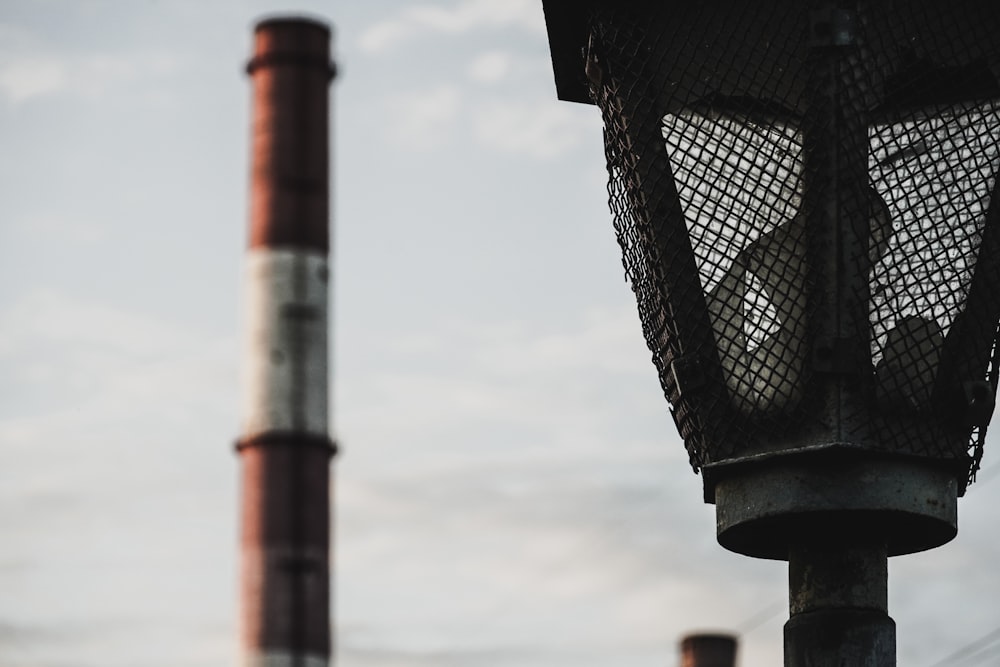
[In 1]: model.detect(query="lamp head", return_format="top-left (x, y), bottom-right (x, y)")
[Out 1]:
top-left (545, 0), bottom-right (1000, 557)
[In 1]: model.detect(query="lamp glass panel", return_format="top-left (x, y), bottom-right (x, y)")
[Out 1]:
top-left (662, 111), bottom-right (805, 413)
top-left (869, 101), bottom-right (1000, 410)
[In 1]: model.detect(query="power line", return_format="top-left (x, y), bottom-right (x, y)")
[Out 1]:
top-left (735, 600), bottom-right (784, 635)
top-left (958, 640), bottom-right (1000, 667)
top-left (926, 625), bottom-right (1000, 667)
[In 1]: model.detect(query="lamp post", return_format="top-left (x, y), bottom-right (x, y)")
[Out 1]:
top-left (543, 1), bottom-right (1000, 665)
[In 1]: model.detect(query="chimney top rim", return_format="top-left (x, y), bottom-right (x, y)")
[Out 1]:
top-left (253, 15), bottom-right (332, 36)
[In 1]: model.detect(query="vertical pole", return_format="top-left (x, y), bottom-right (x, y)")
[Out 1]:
top-left (680, 633), bottom-right (738, 667)
top-left (238, 17), bottom-right (337, 667)
top-left (790, 4), bottom-right (892, 666)
top-left (801, 1), bottom-right (873, 438)
top-left (784, 543), bottom-right (895, 667)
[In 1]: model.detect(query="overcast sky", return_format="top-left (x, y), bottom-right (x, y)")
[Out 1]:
top-left (1, 2), bottom-right (999, 667)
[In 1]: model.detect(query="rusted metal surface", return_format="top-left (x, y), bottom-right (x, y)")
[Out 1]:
top-left (784, 609), bottom-right (895, 667)
top-left (713, 455), bottom-right (957, 559)
top-left (240, 445), bottom-right (331, 658)
top-left (248, 18), bottom-right (334, 252)
top-left (785, 543), bottom-right (894, 667)
top-left (236, 431), bottom-right (337, 455)
top-left (788, 543), bottom-right (887, 615)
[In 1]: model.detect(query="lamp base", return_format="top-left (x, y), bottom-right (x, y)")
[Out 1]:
top-left (711, 453), bottom-right (957, 560)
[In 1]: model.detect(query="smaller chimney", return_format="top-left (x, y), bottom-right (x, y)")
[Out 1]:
top-left (680, 633), bottom-right (738, 667)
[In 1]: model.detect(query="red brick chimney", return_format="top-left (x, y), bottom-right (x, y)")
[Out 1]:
top-left (238, 17), bottom-right (337, 667)
top-left (680, 633), bottom-right (738, 667)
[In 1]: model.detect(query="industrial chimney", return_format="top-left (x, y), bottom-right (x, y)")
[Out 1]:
top-left (680, 633), bottom-right (738, 667)
top-left (237, 17), bottom-right (337, 667)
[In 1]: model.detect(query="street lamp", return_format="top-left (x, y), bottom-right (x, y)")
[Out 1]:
top-left (543, 1), bottom-right (1000, 665)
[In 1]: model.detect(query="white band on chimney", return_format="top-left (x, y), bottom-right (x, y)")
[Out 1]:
top-left (242, 651), bottom-right (328, 667)
top-left (242, 248), bottom-right (329, 438)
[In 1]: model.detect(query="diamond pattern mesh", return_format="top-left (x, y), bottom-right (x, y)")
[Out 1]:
top-left (586, 0), bottom-right (1000, 490)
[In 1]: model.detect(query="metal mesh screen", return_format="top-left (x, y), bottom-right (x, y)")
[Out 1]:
top-left (586, 0), bottom-right (1000, 489)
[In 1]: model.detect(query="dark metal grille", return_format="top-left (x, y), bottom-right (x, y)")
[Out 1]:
top-left (587, 0), bottom-right (1000, 489)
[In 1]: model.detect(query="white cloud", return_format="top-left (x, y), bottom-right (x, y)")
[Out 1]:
top-left (388, 84), bottom-right (462, 150)
top-left (359, 0), bottom-right (544, 54)
top-left (473, 98), bottom-right (602, 159)
top-left (0, 52), bottom-right (182, 105)
top-left (466, 50), bottom-right (511, 83)
top-left (335, 436), bottom-right (781, 666)
top-left (0, 22), bottom-right (181, 105)
top-left (383, 86), bottom-right (601, 158)
top-left (0, 56), bottom-right (65, 103)
top-left (0, 287), bottom-right (238, 667)
top-left (358, 20), bottom-right (412, 56)
top-left (472, 306), bottom-right (650, 375)
top-left (336, 306), bottom-right (673, 485)
top-left (12, 211), bottom-right (106, 243)
top-left (0, 288), bottom-right (197, 356)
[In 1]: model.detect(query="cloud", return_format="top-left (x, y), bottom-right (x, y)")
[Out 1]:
top-left (0, 23), bottom-right (180, 105)
top-left (335, 304), bottom-right (1000, 667)
top-left (0, 288), bottom-right (237, 467)
top-left (335, 438), bottom-right (781, 666)
top-left (381, 88), bottom-right (600, 157)
top-left (9, 211), bottom-right (106, 244)
top-left (466, 50), bottom-right (512, 83)
top-left (0, 611), bottom-right (232, 667)
top-left (386, 84), bottom-right (462, 150)
top-left (0, 56), bottom-right (65, 103)
top-left (363, 4), bottom-right (597, 159)
top-left (359, 0), bottom-right (544, 54)
top-left (472, 306), bottom-right (650, 375)
top-left (333, 307), bottom-right (698, 661)
top-left (338, 306), bottom-right (669, 473)
top-left (0, 288), bottom-right (198, 359)
top-left (0, 53), bottom-right (137, 104)
top-left (0, 289), bottom-right (237, 667)
top-left (473, 98), bottom-right (602, 159)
